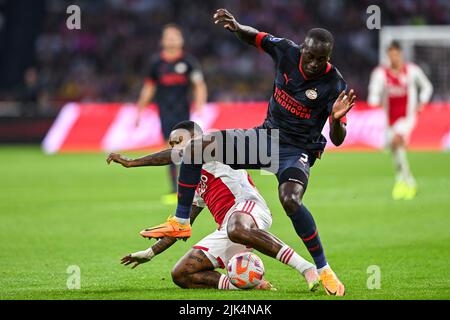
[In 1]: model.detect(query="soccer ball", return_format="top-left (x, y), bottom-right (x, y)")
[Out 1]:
top-left (227, 252), bottom-right (265, 289)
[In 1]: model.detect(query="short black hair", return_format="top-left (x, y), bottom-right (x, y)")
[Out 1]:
top-left (388, 40), bottom-right (402, 51)
top-left (171, 120), bottom-right (203, 135)
top-left (305, 28), bottom-right (334, 48)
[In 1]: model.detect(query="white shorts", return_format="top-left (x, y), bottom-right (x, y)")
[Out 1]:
top-left (192, 200), bottom-right (272, 269)
top-left (387, 116), bottom-right (416, 143)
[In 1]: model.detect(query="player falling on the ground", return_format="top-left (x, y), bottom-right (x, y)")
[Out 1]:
top-left (368, 41), bottom-right (433, 200)
top-left (109, 8), bottom-right (356, 296)
top-left (135, 23), bottom-right (207, 204)
top-left (109, 121), bottom-right (320, 291)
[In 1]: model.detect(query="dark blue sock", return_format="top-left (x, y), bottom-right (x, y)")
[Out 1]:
top-left (169, 164), bottom-right (178, 193)
top-left (288, 204), bottom-right (328, 269)
top-left (175, 161), bottom-right (202, 220)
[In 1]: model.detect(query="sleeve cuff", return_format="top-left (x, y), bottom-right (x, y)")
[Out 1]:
top-left (255, 32), bottom-right (269, 50)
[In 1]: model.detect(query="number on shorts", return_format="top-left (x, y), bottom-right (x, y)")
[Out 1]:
top-left (300, 153), bottom-right (308, 164)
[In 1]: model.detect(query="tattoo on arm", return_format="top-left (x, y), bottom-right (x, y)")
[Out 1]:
top-left (129, 149), bottom-right (179, 167)
top-left (151, 237), bottom-right (178, 255)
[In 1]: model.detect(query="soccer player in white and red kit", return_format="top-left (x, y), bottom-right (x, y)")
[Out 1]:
top-left (368, 41), bottom-right (433, 200)
top-left (108, 121), bottom-right (320, 292)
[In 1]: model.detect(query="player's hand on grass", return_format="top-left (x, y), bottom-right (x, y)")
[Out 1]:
top-left (213, 8), bottom-right (240, 32)
top-left (106, 153), bottom-right (132, 167)
top-left (331, 89), bottom-right (356, 121)
top-left (121, 250), bottom-right (153, 269)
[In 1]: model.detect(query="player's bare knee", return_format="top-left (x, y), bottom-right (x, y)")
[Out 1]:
top-left (279, 182), bottom-right (305, 215)
top-left (171, 267), bottom-right (190, 288)
top-left (391, 134), bottom-right (404, 150)
top-left (227, 218), bottom-right (251, 244)
top-left (279, 189), bottom-right (302, 215)
top-left (281, 195), bottom-right (302, 215)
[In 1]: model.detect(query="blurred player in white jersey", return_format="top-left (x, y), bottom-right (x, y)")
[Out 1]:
top-left (368, 41), bottom-right (433, 200)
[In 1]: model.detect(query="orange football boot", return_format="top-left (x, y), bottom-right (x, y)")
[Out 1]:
top-left (140, 216), bottom-right (191, 240)
top-left (319, 268), bottom-right (345, 296)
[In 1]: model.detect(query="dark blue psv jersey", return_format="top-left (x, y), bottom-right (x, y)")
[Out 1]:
top-left (255, 32), bottom-right (347, 154)
top-left (145, 52), bottom-right (203, 120)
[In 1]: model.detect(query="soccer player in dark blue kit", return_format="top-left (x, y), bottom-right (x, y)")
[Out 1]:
top-left (111, 9), bottom-right (356, 296)
top-left (135, 24), bottom-right (207, 204)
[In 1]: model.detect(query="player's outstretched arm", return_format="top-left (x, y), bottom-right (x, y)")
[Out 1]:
top-left (135, 82), bottom-right (156, 127)
top-left (330, 89), bottom-right (356, 146)
top-left (121, 206), bottom-right (204, 269)
top-left (121, 237), bottom-right (178, 269)
top-left (106, 149), bottom-right (179, 168)
top-left (213, 8), bottom-right (260, 47)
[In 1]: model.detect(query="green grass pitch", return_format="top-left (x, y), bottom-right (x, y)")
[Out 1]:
top-left (0, 146), bottom-right (449, 300)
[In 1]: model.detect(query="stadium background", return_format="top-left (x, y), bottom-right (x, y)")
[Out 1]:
top-left (0, 0), bottom-right (449, 300)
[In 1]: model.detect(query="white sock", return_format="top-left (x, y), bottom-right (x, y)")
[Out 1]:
top-left (276, 245), bottom-right (314, 274)
top-left (317, 264), bottom-right (331, 275)
top-left (393, 147), bottom-right (416, 186)
top-left (218, 274), bottom-right (239, 290)
top-left (175, 217), bottom-right (190, 225)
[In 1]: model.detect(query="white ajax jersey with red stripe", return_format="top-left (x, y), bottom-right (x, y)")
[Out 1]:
top-left (192, 161), bottom-right (269, 226)
top-left (368, 63), bottom-right (433, 126)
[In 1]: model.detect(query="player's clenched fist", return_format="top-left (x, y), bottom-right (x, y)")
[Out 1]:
top-left (106, 152), bottom-right (131, 167)
top-left (331, 89), bottom-right (356, 121)
top-left (213, 8), bottom-right (240, 32)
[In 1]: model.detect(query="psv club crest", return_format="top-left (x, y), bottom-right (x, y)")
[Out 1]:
top-left (306, 88), bottom-right (318, 100)
top-left (175, 62), bottom-right (188, 74)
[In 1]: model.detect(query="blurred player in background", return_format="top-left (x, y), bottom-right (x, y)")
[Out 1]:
top-left (114, 121), bottom-right (320, 292)
top-left (135, 24), bottom-right (208, 204)
top-left (368, 41), bottom-right (433, 200)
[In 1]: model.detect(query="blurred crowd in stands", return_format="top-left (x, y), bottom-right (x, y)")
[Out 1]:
top-left (5, 0), bottom-right (450, 113)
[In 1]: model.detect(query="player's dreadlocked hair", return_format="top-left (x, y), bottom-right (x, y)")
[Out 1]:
top-left (306, 28), bottom-right (334, 48)
top-left (172, 120), bottom-right (203, 136)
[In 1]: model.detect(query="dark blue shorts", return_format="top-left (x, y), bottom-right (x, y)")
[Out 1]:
top-left (160, 115), bottom-right (190, 140)
top-left (216, 128), bottom-right (316, 186)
